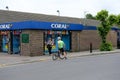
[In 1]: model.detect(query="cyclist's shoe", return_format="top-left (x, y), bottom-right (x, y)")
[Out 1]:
top-left (64, 57), bottom-right (67, 60)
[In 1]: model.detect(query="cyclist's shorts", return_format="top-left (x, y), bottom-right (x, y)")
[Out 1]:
top-left (58, 48), bottom-right (64, 53)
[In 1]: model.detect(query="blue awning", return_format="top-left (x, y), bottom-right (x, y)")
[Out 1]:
top-left (0, 21), bottom-right (84, 31)
top-left (83, 26), bottom-right (119, 30)
top-left (83, 26), bottom-right (97, 30)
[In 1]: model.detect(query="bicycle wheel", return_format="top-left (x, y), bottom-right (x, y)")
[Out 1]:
top-left (59, 52), bottom-right (64, 60)
top-left (52, 54), bottom-right (58, 60)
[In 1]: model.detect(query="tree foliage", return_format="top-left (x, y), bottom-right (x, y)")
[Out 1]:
top-left (96, 10), bottom-right (118, 51)
top-left (116, 14), bottom-right (120, 26)
top-left (108, 14), bottom-right (117, 26)
top-left (86, 13), bottom-right (95, 19)
top-left (96, 10), bottom-right (108, 21)
top-left (84, 9), bottom-right (120, 51)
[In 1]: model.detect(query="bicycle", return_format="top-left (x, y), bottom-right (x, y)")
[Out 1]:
top-left (52, 50), bottom-right (65, 60)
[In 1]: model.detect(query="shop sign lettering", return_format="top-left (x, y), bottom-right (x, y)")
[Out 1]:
top-left (51, 24), bottom-right (69, 29)
top-left (0, 24), bottom-right (12, 29)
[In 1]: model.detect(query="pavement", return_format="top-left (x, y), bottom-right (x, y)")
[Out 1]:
top-left (0, 49), bottom-right (120, 68)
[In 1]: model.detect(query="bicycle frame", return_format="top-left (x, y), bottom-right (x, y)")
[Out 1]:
top-left (52, 51), bottom-right (64, 60)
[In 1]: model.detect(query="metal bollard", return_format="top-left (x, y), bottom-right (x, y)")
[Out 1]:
top-left (90, 43), bottom-right (92, 53)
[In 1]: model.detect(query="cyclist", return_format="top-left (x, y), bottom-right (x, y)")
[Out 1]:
top-left (57, 37), bottom-right (67, 59)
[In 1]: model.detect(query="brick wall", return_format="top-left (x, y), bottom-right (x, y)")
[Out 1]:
top-left (71, 30), bottom-right (117, 52)
top-left (107, 30), bottom-right (117, 47)
top-left (71, 31), bottom-right (80, 52)
top-left (79, 30), bottom-right (101, 51)
top-left (20, 30), bottom-right (117, 56)
top-left (20, 30), bottom-right (44, 56)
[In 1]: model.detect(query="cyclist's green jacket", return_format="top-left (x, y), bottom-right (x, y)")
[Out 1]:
top-left (58, 40), bottom-right (64, 49)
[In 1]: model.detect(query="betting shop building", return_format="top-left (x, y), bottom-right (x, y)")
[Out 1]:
top-left (0, 10), bottom-right (118, 56)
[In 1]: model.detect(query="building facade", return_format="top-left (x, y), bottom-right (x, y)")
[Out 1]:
top-left (0, 10), bottom-right (118, 56)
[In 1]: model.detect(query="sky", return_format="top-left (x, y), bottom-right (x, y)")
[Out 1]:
top-left (0, 0), bottom-right (120, 18)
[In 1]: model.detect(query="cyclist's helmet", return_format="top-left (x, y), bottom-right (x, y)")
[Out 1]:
top-left (58, 37), bottom-right (61, 40)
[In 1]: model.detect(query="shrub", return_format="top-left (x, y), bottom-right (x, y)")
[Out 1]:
top-left (100, 42), bottom-right (113, 51)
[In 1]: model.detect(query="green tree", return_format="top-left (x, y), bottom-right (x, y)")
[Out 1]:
top-left (116, 14), bottom-right (120, 26)
top-left (86, 13), bottom-right (95, 19)
top-left (96, 10), bottom-right (117, 51)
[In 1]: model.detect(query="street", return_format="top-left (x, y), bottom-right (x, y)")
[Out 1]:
top-left (0, 53), bottom-right (120, 80)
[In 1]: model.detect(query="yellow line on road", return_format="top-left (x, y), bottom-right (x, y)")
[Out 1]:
top-left (0, 59), bottom-right (49, 68)
top-left (0, 64), bottom-right (7, 68)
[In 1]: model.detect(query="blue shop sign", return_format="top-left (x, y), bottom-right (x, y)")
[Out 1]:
top-left (0, 21), bottom-right (84, 31)
top-left (51, 23), bottom-right (69, 29)
top-left (0, 24), bottom-right (12, 30)
top-left (0, 21), bottom-right (118, 31)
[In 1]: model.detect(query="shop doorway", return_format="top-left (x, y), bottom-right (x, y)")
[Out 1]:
top-left (0, 31), bottom-right (21, 54)
top-left (0, 32), bottom-right (2, 52)
top-left (44, 30), bottom-right (71, 55)
top-left (1, 31), bottom-right (9, 53)
top-left (12, 31), bottom-right (21, 54)
top-left (117, 31), bottom-right (120, 49)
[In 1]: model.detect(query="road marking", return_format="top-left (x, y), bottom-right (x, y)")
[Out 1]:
top-left (0, 64), bottom-right (7, 68)
top-left (0, 59), bottom-right (49, 68)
